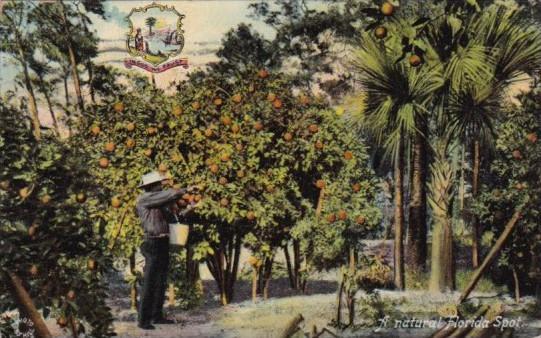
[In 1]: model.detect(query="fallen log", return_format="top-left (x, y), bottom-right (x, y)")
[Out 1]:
top-left (430, 305), bottom-right (489, 338)
top-left (281, 314), bottom-right (304, 338)
top-left (462, 303), bottom-right (503, 338)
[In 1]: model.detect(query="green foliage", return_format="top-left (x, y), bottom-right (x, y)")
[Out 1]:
top-left (474, 89), bottom-right (541, 293)
top-left (168, 250), bottom-right (203, 309)
top-left (0, 102), bottom-right (114, 336)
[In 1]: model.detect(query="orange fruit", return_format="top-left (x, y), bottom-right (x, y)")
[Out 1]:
top-left (235, 143), bottom-right (243, 151)
top-left (192, 101), bottom-right (201, 110)
top-left (194, 194), bottom-right (202, 202)
top-left (266, 185), bottom-right (275, 193)
top-left (104, 142), bottom-right (116, 153)
top-left (284, 132), bottom-right (293, 141)
top-left (147, 127), bottom-right (157, 135)
top-left (246, 211), bottom-right (256, 221)
top-left (87, 258), bottom-right (97, 271)
top-left (220, 198), bottom-right (229, 207)
top-left (91, 125), bottom-right (100, 136)
top-left (57, 316), bottom-right (68, 328)
top-left (218, 177), bottom-right (228, 185)
top-left (237, 170), bottom-right (245, 178)
top-left (144, 149), bottom-right (153, 157)
top-left (409, 54), bottom-right (422, 67)
top-left (126, 122), bottom-right (136, 132)
top-left (273, 99), bottom-right (283, 109)
top-left (111, 196), bottom-right (122, 208)
top-left (210, 164), bottom-right (219, 174)
top-left (67, 290), bottom-right (76, 301)
top-left (214, 97), bottom-right (223, 106)
top-left (0, 180), bottom-right (10, 191)
top-left (221, 116), bottom-right (232, 126)
top-left (315, 179), bottom-right (325, 189)
top-left (182, 193), bottom-right (191, 201)
top-left (299, 95), bottom-right (310, 105)
top-left (99, 157), bottom-right (109, 168)
top-left (113, 102), bottom-right (124, 113)
top-left (220, 153), bottom-right (230, 162)
top-left (204, 128), bottom-right (213, 138)
top-left (338, 209), bottom-right (348, 221)
top-left (267, 93), bottom-right (276, 102)
top-left (526, 132), bottom-right (538, 143)
top-left (172, 105), bottom-right (183, 116)
top-left (352, 183), bottom-right (361, 192)
top-left (326, 213), bottom-right (336, 223)
top-left (258, 69), bottom-right (269, 79)
top-left (375, 26), bottom-right (387, 39)
top-left (344, 151), bottom-right (353, 160)
top-left (28, 225), bottom-right (37, 237)
top-left (126, 138), bottom-right (136, 148)
top-left (231, 124), bottom-right (240, 134)
top-left (254, 122), bottom-right (263, 131)
top-left (158, 163), bottom-right (168, 172)
top-left (29, 264), bottom-right (39, 277)
top-left (76, 193), bottom-right (86, 203)
top-left (40, 194), bottom-right (51, 205)
top-left (19, 187), bottom-right (31, 198)
top-left (381, 2), bottom-right (394, 16)
top-left (356, 215), bottom-right (366, 225)
top-left (315, 141), bottom-right (324, 150)
top-left (308, 124), bottom-right (319, 133)
top-left (232, 94), bottom-right (242, 103)
top-left (512, 150), bottom-right (522, 160)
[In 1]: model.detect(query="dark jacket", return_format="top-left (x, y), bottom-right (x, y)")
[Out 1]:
top-left (136, 188), bottom-right (186, 237)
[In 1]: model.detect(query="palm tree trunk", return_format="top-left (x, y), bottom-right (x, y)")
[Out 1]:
top-left (394, 133), bottom-right (405, 290)
top-left (407, 128), bottom-right (428, 271)
top-left (471, 140), bottom-right (481, 269)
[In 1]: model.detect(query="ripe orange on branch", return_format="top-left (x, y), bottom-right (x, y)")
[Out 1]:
top-left (192, 101), bottom-right (201, 110)
top-left (254, 121), bottom-right (264, 131)
top-left (375, 26), bottom-right (387, 39)
top-left (308, 124), bottom-right (319, 133)
top-left (76, 193), bottom-right (87, 203)
top-left (220, 153), bottom-right (231, 162)
top-left (338, 209), bottom-right (348, 221)
top-left (126, 138), bottom-right (136, 148)
top-left (352, 183), bottom-right (361, 192)
top-left (67, 290), bottom-right (76, 301)
top-left (512, 150), bottom-right (522, 160)
top-left (104, 142), bottom-right (116, 153)
top-left (356, 215), bottom-right (366, 225)
top-left (326, 213), bottom-right (336, 223)
top-left (214, 98), bottom-right (223, 106)
top-left (158, 163), bottom-right (168, 173)
top-left (273, 98), bottom-right (283, 109)
top-left (344, 151), bottom-right (354, 160)
top-left (113, 102), bottom-right (124, 113)
top-left (237, 170), bottom-right (245, 178)
top-left (221, 116), bottom-right (232, 126)
top-left (144, 149), bottom-right (153, 157)
top-left (258, 69), bottom-right (269, 79)
top-left (232, 94), bottom-right (242, 103)
top-left (0, 180), bottom-right (10, 191)
top-left (29, 264), bottom-right (39, 277)
top-left (40, 194), bottom-right (51, 205)
top-left (526, 132), bottom-right (537, 143)
top-left (111, 196), bottom-right (122, 208)
top-left (91, 126), bottom-right (101, 136)
top-left (210, 164), bottom-right (219, 174)
top-left (220, 198), bottom-right (229, 207)
top-left (235, 143), bottom-right (243, 151)
top-left (126, 122), bottom-right (136, 132)
top-left (409, 54), bottom-right (422, 67)
top-left (315, 141), bottom-right (324, 150)
top-left (267, 93), bottom-right (276, 102)
top-left (246, 211), bottom-right (256, 221)
top-left (381, 2), bottom-right (394, 16)
top-left (284, 132), bottom-right (293, 141)
top-left (172, 105), bottom-right (183, 116)
top-left (99, 157), bottom-right (109, 168)
top-left (204, 128), bottom-right (214, 138)
top-left (231, 124), bottom-right (240, 134)
top-left (19, 187), bottom-right (31, 199)
top-left (218, 177), bottom-right (228, 185)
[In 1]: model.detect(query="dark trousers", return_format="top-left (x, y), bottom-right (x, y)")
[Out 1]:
top-left (138, 237), bottom-right (169, 325)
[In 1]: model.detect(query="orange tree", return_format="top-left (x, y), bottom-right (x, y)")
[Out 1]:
top-left (474, 90), bottom-right (541, 302)
top-left (0, 102), bottom-right (114, 337)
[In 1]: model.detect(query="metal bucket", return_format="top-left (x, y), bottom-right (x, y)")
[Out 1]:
top-left (169, 223), bottom-right (189, 246)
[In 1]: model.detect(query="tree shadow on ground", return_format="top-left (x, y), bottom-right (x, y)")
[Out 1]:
top-left (200, 277), bottom-right (338, 309)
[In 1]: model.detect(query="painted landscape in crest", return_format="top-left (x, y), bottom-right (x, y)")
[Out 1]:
top-left (1, 0), bottom-right (541, 337)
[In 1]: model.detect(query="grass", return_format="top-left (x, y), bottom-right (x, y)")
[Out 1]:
top-left (404, 269), bottom-right (507, 294)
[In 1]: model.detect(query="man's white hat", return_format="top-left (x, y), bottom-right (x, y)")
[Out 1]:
top-left (138, 171), bottom-right (168, 188)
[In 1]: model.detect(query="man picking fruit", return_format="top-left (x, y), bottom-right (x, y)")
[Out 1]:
top-left (135, 171), bottom-right (198, 330)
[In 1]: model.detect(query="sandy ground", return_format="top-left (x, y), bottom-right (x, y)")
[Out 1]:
top-left (43, 271), bottom-right (541, 338)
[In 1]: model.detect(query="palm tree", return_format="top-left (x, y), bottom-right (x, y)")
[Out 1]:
top-left (444, 6), bottom-right (541, 268)
top-left (146, 17), bottom-right (157, 36)
top-left (352, 31), bottom-right (444, 290)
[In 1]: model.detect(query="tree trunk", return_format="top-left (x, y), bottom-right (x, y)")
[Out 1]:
top-left (87, 61), bottom-right (95, 104)
top-left (284, 244), bottom-right (295, 289)
top-left (39, 80), bottom-right (60, 137)
top-left (429, 218), bottom-right (454, 293)
top-left (347, 247), bottom-right (356, 326)
top-left (458, 207), bottom-right (523, 303)
top-left (252, 267), bottom-right (258, 302)
top-left (206, 233), bottom-right (242, 305)
top-left (262, 257), bottom-right (274, 300)
top-left (394, 134), bottom-right (405, 290)
top-left (407, 128), bottom-right (428, 271)
top-left (59, 0), bottom-right (84, 113)
top-left (12, 27), bottom-right (41, 140)
top-left (471, 140), bottom-right (481, 269)
top-left (336, 279), bottom-right (344, 326)
top-left (512, 267), bottom-right (520, 303)
top-left (63, 73), bottom-right (70, 106)
top-left (5, 271), bottom-right (52, 338)
top-left (293, 239), bottom-right (301, 290)
top-left (129, 252), bottom-right (138, 310)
